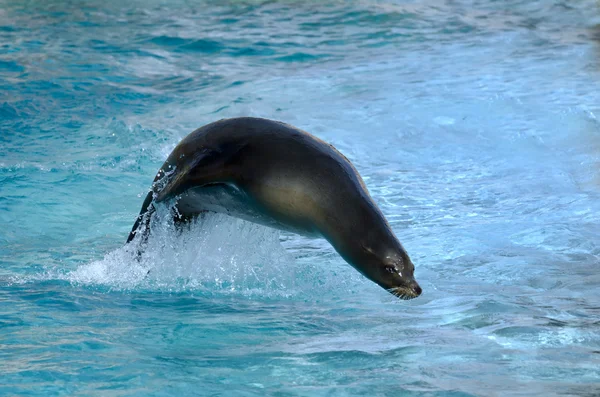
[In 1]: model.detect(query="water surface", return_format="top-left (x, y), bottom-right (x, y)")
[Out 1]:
top-left (1, 0), bottom-right (600, 395)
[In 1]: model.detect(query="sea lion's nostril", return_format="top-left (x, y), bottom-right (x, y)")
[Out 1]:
top-left (413, 284), bottom-right (422, 296)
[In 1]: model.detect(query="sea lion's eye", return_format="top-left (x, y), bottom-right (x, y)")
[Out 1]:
top-left (385, 266), bottom-right (396, 274)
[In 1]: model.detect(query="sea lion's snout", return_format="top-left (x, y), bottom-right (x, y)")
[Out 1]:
top-left (389, 281), bottom-right (422, 300)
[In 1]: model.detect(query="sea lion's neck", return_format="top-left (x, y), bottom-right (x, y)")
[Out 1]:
top-left (319, 198), bottom-right (401, 267)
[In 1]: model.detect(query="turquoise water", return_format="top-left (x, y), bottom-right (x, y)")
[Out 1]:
top-left (2, 0), bottom-right (600, 395)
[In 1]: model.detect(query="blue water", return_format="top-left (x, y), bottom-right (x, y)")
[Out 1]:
top-left (2, 0), bottom-right (600, 395)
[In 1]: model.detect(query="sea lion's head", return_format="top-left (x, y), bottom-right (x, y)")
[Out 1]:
top-left (359, 244), bottom-right (422, 300)
top-left (325, 227), bottom-right (423, 300)
top-left (381, 256), bottom-right (422, 300)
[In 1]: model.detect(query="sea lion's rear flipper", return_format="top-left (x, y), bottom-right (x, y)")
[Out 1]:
top-left (126, 146), bottom-right (237, 244)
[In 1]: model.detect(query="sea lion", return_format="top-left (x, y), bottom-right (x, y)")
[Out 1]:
top-left (127, 117), bottom-right (422, 299)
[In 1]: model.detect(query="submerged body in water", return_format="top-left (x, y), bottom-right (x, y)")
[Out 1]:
top-left (128, 117), bottom-right (422, 299)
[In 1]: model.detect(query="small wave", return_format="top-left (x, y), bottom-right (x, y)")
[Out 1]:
top-left (0, 59), bottom-right (24, 73)
top-left (147, 36), bottom-right (225, 53)
top-left (274, 52), bottom-right (328, 63)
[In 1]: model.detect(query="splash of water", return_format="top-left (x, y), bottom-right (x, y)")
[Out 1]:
top-left (66, 207), bottom-right (306, 296)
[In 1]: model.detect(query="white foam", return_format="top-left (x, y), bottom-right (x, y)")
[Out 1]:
top-left (66, 208), bottom-right (314, 297)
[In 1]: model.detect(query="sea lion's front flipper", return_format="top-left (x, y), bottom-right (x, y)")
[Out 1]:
top-left (126, 190), bottom-right (154, 244)
top-left (126, 146), bottom-right (237, 244)
top-left (154, 146), bottom-right (236, 203)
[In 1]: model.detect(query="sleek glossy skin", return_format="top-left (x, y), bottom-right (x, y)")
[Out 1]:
top-left (127, 117), bottom-right (422, 299)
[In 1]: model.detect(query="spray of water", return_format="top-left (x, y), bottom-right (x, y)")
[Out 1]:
top-left (57, 202), bottom-right (369, 300)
